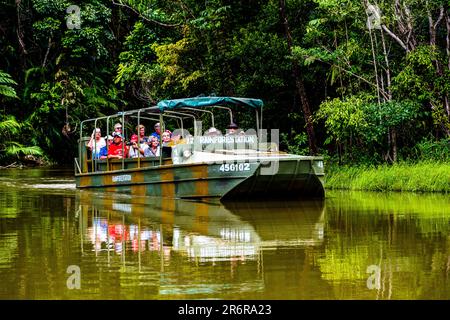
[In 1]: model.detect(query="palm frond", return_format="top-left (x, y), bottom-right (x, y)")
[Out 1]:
top-left (0, 70), bottom-right (18, 99)
top-left (4, 142), bottom-right (43, 157)
top-left (0, 85), bottom-right (17, 98)
top-left (0, 116), bottom-right (21, 136)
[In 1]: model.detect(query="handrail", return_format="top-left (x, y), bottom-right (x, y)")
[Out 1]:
top-left (137, 113), bottom-right (185, 136)
top-left (80, 115), bottom-right (110, 173)
top-left (106, 113), bottom-right (124, 172)
top-left (160, 113), bottom-right (163, 166)
top-left (179, 107), bottom-right (215, 128)
top-left (131, 114), bottom-right (184, 133)
top-left (74, 158), bottom-right (82, 174)
top-left (255, 109), bottom-right (260, 144)
top-left (135, 112), bottom-right (159, 169)
top-left (164, 110), bottom-right (197, 136)
top-left (76, 102), bottom-right (264, 175)
top-left (135, 110), bottom-right (186, 169)
top-left (206, 105), bottom-right (233, 124)
top-left (121, 112), bottom-right (125, 171)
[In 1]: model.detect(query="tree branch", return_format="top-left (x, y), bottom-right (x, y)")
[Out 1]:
top-left (381, 25), bottom-right (408, 51)
top-left (16, 0), bottom-right (27, 55)
top-left (112, 0), bottom-right (181, 28)
top-left (434, 6), bottom-right (445, 30)
top-left (446, 11), bottom-right (450, 70)
top-left (176, 0), bottom-right (196, 20)
top-left (42, 36), bottom-right (52, 68)
top-left (300, 53), bottom-right (390, 99)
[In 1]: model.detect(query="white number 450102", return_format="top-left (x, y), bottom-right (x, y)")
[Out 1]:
top-left (219, 163), bottom-right (250, 172)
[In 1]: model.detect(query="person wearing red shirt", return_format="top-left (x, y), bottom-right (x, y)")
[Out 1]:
top-left (107, 133), bottom-right (129, 159)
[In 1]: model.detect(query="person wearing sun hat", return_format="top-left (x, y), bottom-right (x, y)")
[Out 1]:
top-left (206, 127), bottom-right (221, 136)
top-left (87, 128), bottom-right (106, 159)
top-left (225, 122), bottom-right (241, 136)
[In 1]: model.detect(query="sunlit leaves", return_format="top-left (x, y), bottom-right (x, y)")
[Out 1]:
top-left (191, 5), bottom-right (231, 30)
top-left (0, 116), bottom-right (43, 160)
top-left (115, 21), bottom-right (158, 84)
top-left (4, 143), bottom-right (44, 157)
top-left (0, 116), bottom-right (21, 135)
top-left (153, 38), bottom-right (205, 92)
top-left (32, 0), bottom-right (69, 15)
top-left (0, 71), bottom-right (17, 99)
top-left (32, 18), bottom-right (61, 40)
top-left (114, 0), bottom-right (178, 26)
top-left (317, 94), bottom-right (421, 146)
top-left (316, 95), bottom-right (369, 142)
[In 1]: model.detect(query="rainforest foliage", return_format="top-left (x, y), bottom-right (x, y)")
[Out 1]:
top-left (0, 0), bottom-right (449, 165)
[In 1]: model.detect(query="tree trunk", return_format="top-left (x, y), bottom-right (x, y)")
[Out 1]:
top-left (445, 9), bottom-right (450, 120)
top-left (427, 3), bottom-right (449, 128)
top-left (364, 1), bottom-right (381, 104)
top-left (427, 3), bottom-right (444, 75)
top-left (381, 0), bottom-right (417, 53)
top-left (279, 0), bottom-right (318, 155)
top-left (42, 36), bottom-right (52, 68)
top-left (16, 0), bottom-right (27, 67)
top-left (391, 128), bottom-right (397, 163)
top-left (446, 9), bottom-right (450, 71)
top-left (380, 28), bottom-right (392, 100)
top-left (385, 129), bottom-right (391, 162)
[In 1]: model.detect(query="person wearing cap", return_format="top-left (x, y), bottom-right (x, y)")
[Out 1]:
top-left (128, 134), bottom-right (150, 158)
top-left (150, 122), bottom-right (161, 140)
top-left (107, 133), bottom-right (129, 159)
top-left (225, 122), bottom-right (241, 136)
top-left (87, 128), bottom-right (106, 159)
top-left (99, 135), bottom-right (113, 159)
top-left (112, 122), bottom-right (123, 136)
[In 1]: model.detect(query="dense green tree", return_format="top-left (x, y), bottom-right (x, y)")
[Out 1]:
top-left (0, 0), bottom-right (449, 165)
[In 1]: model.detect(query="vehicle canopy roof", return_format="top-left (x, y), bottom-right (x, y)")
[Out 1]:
top-left (157, 97), bottom-right (263, 112)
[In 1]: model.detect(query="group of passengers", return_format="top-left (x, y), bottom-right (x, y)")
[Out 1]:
top-left (87, 122), bottom-right (173, 160)
top-left (88, 121), bottom-right (243, 160)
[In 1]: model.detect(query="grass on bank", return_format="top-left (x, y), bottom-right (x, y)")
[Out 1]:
top-left (325, 161), bottom-right (450, 193)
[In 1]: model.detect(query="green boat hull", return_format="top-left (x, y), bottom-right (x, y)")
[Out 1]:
top-left (75, 157), bottom-right (325, 200)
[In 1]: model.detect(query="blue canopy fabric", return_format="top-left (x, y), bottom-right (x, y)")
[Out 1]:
top-left (157, 97), bottom-right (263, 111)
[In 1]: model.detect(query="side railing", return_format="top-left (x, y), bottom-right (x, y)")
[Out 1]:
top-left (74, 157), bottom-right (82, 174)
top-left (76, 103), bottom-right (263, 175)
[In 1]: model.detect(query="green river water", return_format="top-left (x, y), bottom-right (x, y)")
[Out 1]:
top-left (0, 168), bottom-right (449, 299)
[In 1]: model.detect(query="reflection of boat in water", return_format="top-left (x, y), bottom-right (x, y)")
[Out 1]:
top-left (77, 191), bottom-right (263, 262)
top-left (75, 191), bottom-right (325, 297)
top-left (224, 201), bottom-right (325, 248)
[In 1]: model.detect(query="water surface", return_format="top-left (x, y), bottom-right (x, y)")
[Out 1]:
top-left (1, 168), bottom-right (449, 299)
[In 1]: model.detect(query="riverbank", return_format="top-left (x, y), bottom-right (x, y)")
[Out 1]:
top-left (0, 156), bottom-right (52, 169)
top-left (325, 162), bottom-right (450, 193)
